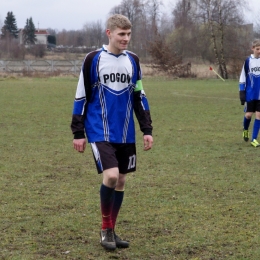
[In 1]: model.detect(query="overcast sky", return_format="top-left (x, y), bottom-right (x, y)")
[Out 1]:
top-left (0, 0), bottom-right (168, 31)
top-left (0, 0), bottom-right (259, 31)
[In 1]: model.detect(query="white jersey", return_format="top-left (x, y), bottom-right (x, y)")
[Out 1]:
top-left (239, 54), bottom-right (260, 101)
top-left (71, 45), bottom-right (152, 143)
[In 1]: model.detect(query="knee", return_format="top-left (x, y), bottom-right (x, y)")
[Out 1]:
top-left (116, 174), bottom-right (126, 190)
top-left (107, 174), bottom-right (118, 187)
top-left (256, 112), bottom-right (260, 120)
top-left (103, 168), bottom-right (119, 187)
top-left (245, 113), bottom-right (253, 119)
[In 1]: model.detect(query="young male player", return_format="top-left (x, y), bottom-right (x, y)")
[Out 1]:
top-left (70, 14), bottom-right (153, 250)
top-left (239, 39), bottom-right (260, 147)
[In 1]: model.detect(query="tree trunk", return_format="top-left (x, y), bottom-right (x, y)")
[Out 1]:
top-left (218, 0), bottom-right (228, 79)
top-left (207, 0), bottom-right (222, 76)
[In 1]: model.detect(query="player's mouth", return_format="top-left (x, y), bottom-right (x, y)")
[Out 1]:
top-left (120, 42), bottom-right (128, 48)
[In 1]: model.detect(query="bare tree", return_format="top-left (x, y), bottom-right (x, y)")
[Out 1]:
top-left (47, 28), bottom-right (58, 36)
top-left (110, 0), bottom-right (145, 53)
top-left (254, 11), bottom-right (260, 38)
top-left (109, 5), bottom-right (122, 15)
top-left (197, 0), bottom-right (247, 79)
top-left (159, 12), bottom-right (173, 37)
top-left (173, 0), bottom-right (194, 28)
top-left (146, 0), bottom-right (163, 35)
top-left (170, 0), bottom-right (198, 58)
top-left (109, 0), bottom-right (168, 58)
top-left (0, 17), bottom-right (3, 30)
top-left (83, 20), bottom-right (105, 48)
top-left (56, 29), bottom-right (69, 46)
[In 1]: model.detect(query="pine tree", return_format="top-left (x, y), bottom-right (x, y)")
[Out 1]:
top-left (23, 17), bottom-right (37, 45)
top-left (1, 11), bottom-right (19, 39)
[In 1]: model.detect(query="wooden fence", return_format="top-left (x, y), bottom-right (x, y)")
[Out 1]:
top-left (0, 60), bottom-right (82, 73)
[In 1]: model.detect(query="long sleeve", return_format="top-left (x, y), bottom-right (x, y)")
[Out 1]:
top-left (70, 70), bottom-right (87, 139)
top-left (239, 62), bottom-right (246, 91)
top-left (239, 57), bottom-right (250, 91)
top-left (133, 80), bottom-right (153, 136)
top-left (70, 50), bottom-right (99, 139)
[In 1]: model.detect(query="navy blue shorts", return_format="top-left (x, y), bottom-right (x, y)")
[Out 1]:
top-left (90, 142), bottom-right (136, 174)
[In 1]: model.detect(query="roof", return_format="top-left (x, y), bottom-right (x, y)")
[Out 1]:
top-left (35, 29), bottom-right (49, 35)
top-left (18, 28), bottom-right (49, 35)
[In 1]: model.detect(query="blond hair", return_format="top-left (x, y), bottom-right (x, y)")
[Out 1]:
top-left (106, 14), bottom-right (132, 31)
top-left (252, 39), bottom-right (260, 48)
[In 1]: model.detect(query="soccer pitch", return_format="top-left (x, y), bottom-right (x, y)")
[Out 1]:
top-left (1, 76), bottom-right (260, 259)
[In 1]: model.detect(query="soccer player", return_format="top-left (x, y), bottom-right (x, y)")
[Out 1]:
top-left (70, 14), bottom-right (153, 250)
top-left (239, 39), bottom-right (260, 147)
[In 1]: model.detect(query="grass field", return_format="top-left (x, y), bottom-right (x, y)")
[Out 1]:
top-left (1, 76), bottom-right (260, 260)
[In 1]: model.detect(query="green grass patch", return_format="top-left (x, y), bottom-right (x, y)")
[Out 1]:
top-left (1, 77), bottom-right (260, 259)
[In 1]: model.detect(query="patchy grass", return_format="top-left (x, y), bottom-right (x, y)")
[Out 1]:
top-left (0, 77), bottom-right (260, 260)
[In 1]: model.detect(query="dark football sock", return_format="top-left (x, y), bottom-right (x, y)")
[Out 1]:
top-left (252, 119), bottom-right (260, 141)
top-left (111, 190), bottom-right (124, 229)
top-left (100, 184), bottom-right (115, 230)
top-left (243, 116), bottom-right (251, 130)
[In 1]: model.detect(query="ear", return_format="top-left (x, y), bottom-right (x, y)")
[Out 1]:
top-left (106, 29), bottom-right (111, 38)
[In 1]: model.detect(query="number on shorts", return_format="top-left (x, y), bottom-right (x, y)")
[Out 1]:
top-left (128, 155), bottom-right (136, 170)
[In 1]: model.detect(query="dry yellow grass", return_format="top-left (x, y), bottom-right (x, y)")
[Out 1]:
top-left (141, 63), bottom-right (218, 79)
top-left (1, 50), bottom-right (224, 79)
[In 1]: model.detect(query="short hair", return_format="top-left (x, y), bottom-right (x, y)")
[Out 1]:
top-left (252, 39), bottom-right (260, 48)
top-left (106, 14), bottom-right (132, 31)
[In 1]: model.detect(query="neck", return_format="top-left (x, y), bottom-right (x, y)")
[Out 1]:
top-left (106, 44), bottom-right (123, 55)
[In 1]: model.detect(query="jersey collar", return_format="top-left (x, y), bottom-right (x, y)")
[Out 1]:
top-left (102, 45), bottom-right (127, 57)
top-left (251, 54), bottom-right (259, 59)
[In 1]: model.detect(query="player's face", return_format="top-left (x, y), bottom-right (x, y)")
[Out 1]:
top-left (252, 46), bottom-right (260, 58)
top-left (106, 27), bottom-right (131, 55)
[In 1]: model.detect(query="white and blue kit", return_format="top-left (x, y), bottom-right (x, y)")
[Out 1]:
top-left (239, 54), bottom-right (260, 101)
top-left (71, 45), bottom-right (152, 143)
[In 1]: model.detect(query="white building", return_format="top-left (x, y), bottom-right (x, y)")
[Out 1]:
top-left (18, 29), bottom-right (49, 45)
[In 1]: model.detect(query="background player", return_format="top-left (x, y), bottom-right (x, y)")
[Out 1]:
top-left (239, 39), bottom-right (260, 147)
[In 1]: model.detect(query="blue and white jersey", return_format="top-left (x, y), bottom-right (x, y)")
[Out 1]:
top-left (239, 54), bottom-right (260, 101)
top-left (71, 45), bottom-right (152, 143)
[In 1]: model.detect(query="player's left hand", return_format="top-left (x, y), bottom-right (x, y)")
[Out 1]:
top-left (143, 135), bottom-right (153, 151)
top-left (73, 138), bottom-right (86, 153)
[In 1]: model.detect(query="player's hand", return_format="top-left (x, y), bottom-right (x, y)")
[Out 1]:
top-left (73, 138), bottom-right (86, 153)
top-left (239, 90), bottom-right (246, 105)
top-left (143, 135), bottom-right (153, 151)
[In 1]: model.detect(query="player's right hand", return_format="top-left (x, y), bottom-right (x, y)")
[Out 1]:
top-left (239, 90), bottom-right (246, 105)
top-left (73, 138), bottom-right (86, 153)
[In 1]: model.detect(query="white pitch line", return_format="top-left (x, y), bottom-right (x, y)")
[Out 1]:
top-left (172, 92), bottom-right (237, 101)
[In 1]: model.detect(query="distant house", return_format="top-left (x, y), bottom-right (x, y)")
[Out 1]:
top-left (35, 29), bottom-right (49, 45)
top-left (18, 29), bottom-right (49, 45)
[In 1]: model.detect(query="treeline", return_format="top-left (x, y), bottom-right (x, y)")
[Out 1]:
top-left (1, 0), bottom-right (260, 79)
top-left (0, 11), bottom-right (48, 58)
top-left (49, 0), bottom-right (260, 78)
